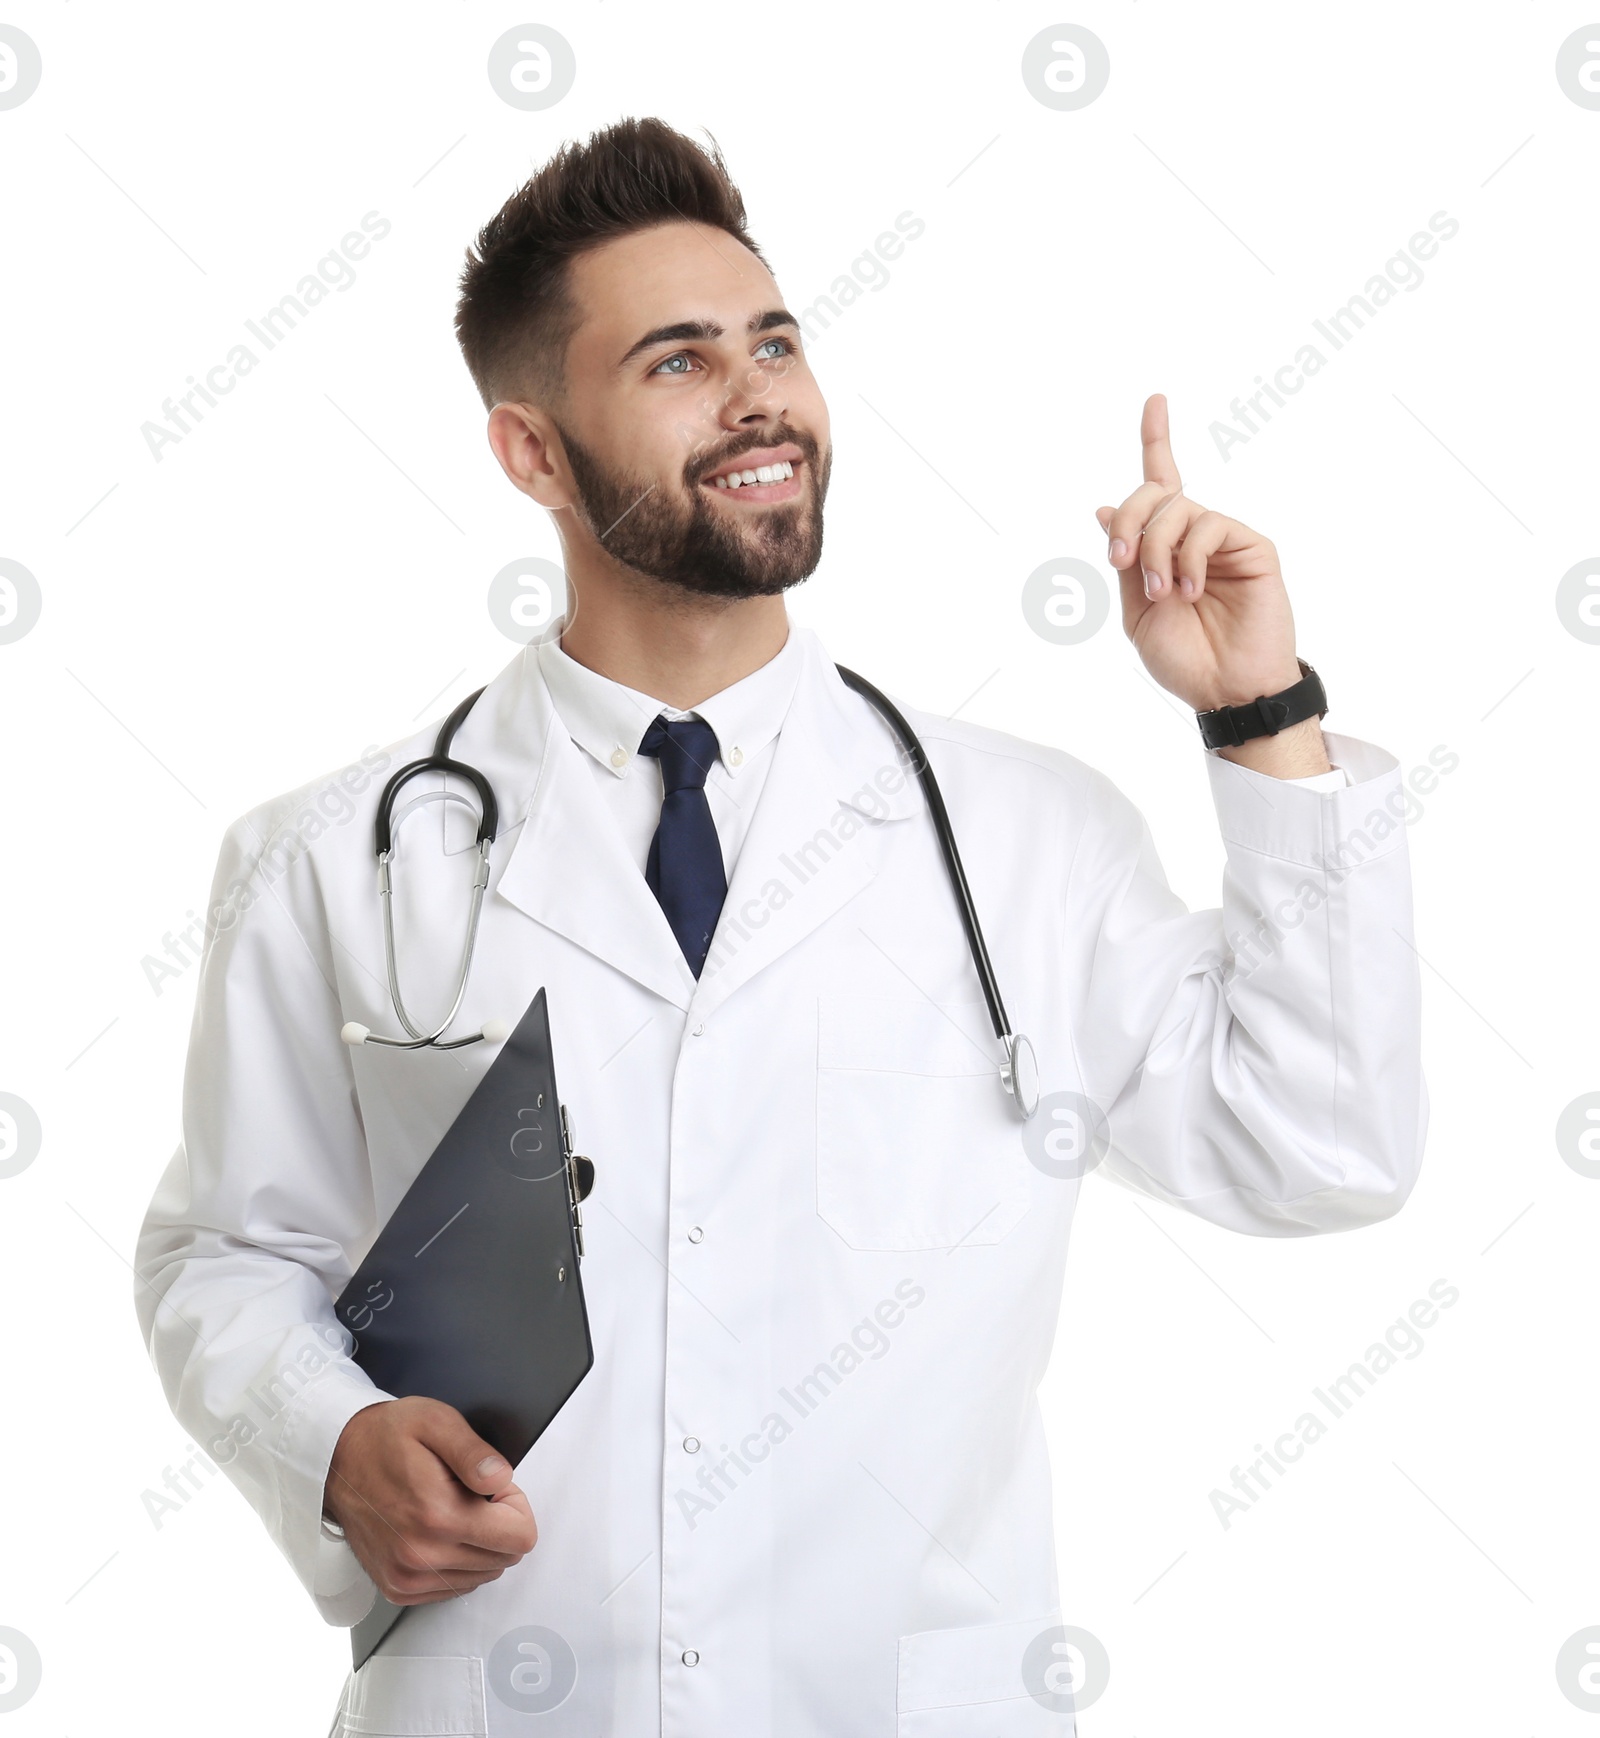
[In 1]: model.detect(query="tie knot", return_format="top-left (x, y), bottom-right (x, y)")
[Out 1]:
top-left (638, 714), bottom-right (719, 795)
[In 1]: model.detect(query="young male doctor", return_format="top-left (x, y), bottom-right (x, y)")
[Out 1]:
top-left (136, 118), bottom-right (1426, 1736)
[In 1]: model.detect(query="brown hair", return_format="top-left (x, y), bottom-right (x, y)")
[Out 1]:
top-left (455, 116), bottom-right (766, 409)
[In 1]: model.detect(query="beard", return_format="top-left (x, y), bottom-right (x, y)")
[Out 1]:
top-left (557, 418), bottom-right (831, 600)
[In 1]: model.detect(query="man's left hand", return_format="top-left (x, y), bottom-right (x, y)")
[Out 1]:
top-left (1095, 392), bottom-right (1331, 777)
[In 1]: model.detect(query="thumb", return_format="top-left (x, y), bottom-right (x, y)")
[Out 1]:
top-left (413, 1401), bottom-right (514, 1496)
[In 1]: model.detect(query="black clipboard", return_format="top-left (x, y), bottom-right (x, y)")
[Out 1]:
top-left (333, 988), bottom-right (595, 1671)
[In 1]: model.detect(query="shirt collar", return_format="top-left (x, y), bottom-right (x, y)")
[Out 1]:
top-left (536, 619), bottom-right (804, 780)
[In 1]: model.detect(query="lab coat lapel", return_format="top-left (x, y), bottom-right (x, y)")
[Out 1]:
top-left (690, 644), bottom-right (921, 1023)
top-left (494, 671), bottom-right (698, 1012)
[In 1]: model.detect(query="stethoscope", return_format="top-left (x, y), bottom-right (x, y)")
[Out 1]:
top-left (340, 669), bottom-right (1041, 1120)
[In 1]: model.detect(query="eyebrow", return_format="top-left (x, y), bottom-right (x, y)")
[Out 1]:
top-left (617, 307), bottom-right (799, 370)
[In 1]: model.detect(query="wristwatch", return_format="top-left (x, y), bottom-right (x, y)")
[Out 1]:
top-left (1195, 657), bottom-right (1327, 751)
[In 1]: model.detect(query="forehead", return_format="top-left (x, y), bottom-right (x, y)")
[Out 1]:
top-left (564, 221), bottom-right (782, 365)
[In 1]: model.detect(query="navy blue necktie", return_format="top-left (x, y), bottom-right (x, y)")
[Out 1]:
top-left (637, 715), bottom-right (726, 977)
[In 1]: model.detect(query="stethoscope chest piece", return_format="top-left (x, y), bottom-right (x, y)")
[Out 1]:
top-left (1001, 1032), bottom-right (1040, 1120)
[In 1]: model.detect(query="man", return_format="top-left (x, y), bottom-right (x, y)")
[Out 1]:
top-left (136, 118), bottom-right (1425, 1735)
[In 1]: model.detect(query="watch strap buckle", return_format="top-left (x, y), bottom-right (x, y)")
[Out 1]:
top-left (1196, 658), bottom-right (1323, 752)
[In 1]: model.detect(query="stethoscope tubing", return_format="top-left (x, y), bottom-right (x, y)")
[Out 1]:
top-left (833, 665), bottom-right (1011, 1044)
top-left (351, 686), bottom-right (496, 1051)
top-left (348, 669), bottom-right (1038, 1116)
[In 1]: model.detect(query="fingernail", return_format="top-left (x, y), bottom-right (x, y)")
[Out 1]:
top-left (477, 1455), bottom-right (508, 1478)
top-left (1179, 575), bottom-right (1195, 596)
top-left (1109, 538), bottom-right (1128, 564)
top-left (1143, 569), bottom-right (1160, 599)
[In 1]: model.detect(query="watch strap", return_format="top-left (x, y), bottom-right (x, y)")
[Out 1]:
top-left (1195, 657), bottom-right (1327, 751)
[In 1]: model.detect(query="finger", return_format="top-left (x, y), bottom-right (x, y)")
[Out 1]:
top-left (386, 1566), bottom-right (509, 1605)
top-left (1112, 555), bottom-right (1156, 632)
top-left (372, 1528), bottom-right (516, 1601)
top-left (404, 1519), bottom-right (526, 1569)
top-left (1140, 393), bottom-right (1181, 492)
top-left (1135, 494), bottom-right (1204, 600)
top-left (1171, 509), bottom-right (1238, 600)
top-left (400, 1485), bottom-right (537, 1559)
top-left (391, 1536), bottom-right (522, 1579)
top-left (398, 1585), bottom-right (497, 1607)
top-left (452, 1485), bottom-right (539, 1557)
top-left (410, 1400), bottom-right (516, 1497)
top-left (1094, 505), bottom-right (1125, 567)
top-left (1105, 481), bottom-right (1178, 573)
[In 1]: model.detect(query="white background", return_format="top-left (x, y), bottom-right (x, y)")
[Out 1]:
top-left (1, 2), bottom-right (1596, 1732)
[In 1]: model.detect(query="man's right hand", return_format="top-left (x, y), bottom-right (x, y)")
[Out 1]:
top-left (323, 1397), bottom-right (539, 1606)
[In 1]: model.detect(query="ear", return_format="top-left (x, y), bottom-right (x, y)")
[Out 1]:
top-left (487, 402), bottom-right (573, 509)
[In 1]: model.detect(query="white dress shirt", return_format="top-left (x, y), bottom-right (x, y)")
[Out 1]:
top-left (537, 630), bottom-right (804, 879)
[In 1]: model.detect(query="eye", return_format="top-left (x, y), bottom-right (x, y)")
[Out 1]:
top-left (651, 352), bottom-right (700, 376)
top-left (755, 336), bottom-right (794, 360)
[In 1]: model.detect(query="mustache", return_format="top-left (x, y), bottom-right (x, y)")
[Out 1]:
top-left (683, 423), bottom-right (822, 488)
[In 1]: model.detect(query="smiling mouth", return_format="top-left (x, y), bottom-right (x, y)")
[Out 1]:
top-left (700, 455), bottom-right (803, 504)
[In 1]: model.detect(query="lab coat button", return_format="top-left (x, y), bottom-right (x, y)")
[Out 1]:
top-left (729, 746), bottom-right (744, 767)
top-left (687, 1226), bottom-right (704, 1243)
top-left (682, 1650), bottom-right (700, 1667)
top-left (683, 1436), bottom-right (700, 1453)
top-left (610, 746), bottom-right (628, 768)
top-left (691, 1023), bottom-right (705, 1037)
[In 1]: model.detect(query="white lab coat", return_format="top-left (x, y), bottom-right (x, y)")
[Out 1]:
top-left (135, 627), bottom-right (1426, 1737)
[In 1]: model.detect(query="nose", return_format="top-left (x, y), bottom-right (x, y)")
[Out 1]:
top-left (715, 353), bottom-right (788, 432)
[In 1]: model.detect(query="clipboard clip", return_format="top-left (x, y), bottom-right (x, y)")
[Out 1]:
top-left (560, 1104), bottom-right (594, 1262)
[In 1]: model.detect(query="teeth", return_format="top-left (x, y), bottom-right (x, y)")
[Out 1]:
top-left (710, 459), bottom-right (794, 489)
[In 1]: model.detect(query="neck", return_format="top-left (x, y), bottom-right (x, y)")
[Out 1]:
top-left (557, 559), bottom-right (791, 709)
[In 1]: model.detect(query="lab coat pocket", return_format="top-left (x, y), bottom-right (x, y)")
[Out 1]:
top-left (897, 1615), bottom-right (1077, 1736)
top-left (332, 1655), bottom-right (487, 1737)
top-left (816, 995), bottom-right (1031, 1250)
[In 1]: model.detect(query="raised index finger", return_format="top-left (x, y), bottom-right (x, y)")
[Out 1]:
top-left (1141, 392), bottom-right (1182, 491)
